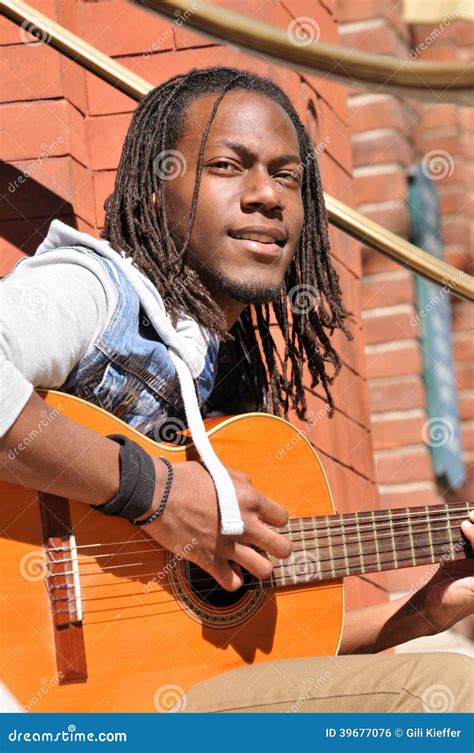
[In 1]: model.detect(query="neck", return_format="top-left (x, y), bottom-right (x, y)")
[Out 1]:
top-left (262, 501), bottom-right (472, 588)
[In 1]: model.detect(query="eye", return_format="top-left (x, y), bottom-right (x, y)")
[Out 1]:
top-left (276, 172), bottom-right (302, 186)
top-left (209, 160), bottom-right (237, 171)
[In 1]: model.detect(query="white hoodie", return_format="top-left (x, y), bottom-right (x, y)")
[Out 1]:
top-left (1, 219), bottom-right (244, 535)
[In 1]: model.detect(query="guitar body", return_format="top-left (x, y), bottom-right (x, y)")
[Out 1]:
top-left (0, 391), bottom-right (343, 712)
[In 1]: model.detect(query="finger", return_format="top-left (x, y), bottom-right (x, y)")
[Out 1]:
top-left (254, 491), bottom-right (289, 527)
top-left (461, 516), bottom-right (474, 545)
top-left (232, 543), bottom-right (274, 581)
top-left (243, 519), bottom-right (293, 559)
top-left (207, 559), bottom-right (245, 592)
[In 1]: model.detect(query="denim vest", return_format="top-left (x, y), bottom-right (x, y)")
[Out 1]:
top-left (57, 245), bottom-right (220, 440)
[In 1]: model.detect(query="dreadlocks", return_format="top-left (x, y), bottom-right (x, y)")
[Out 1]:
top-left (101, 66), bottom-right (352, 421)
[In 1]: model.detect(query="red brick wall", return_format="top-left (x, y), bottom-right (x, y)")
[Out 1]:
top-left (336, 0), bottom-right (473, 632)
top-left (1, 0), bottom-right (386, 612)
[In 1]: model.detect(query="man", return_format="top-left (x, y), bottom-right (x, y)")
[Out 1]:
top-left (1, 66), bottom-right (473, 712)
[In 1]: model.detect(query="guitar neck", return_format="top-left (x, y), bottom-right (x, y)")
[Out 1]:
top-left (268, 500), bottom-right (472, 587)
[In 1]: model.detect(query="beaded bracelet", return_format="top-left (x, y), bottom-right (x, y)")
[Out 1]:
top-left (132, 456), bottom-right (174, 526)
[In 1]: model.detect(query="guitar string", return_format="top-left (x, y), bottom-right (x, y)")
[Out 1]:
top-left (50, 542), bottom-right (467, 615)
top-left (45, 529), bottom-right (468, 582)
top-left (44, 514), bottom-right (470, 567)
top-left (41, 504), bottom-right (472, 554)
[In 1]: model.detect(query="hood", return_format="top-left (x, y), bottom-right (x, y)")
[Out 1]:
top-left (36, 219), bottom-right (244, 536)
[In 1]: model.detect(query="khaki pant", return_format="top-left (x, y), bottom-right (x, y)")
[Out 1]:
top-left (178, 653), bottom-right (473, 712)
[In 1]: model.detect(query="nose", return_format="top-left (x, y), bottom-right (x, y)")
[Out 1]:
top-left (240, 166), bottom-right (284, 212)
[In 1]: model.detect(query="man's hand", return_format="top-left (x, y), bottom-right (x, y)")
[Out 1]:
top-left (143, 460), bottom-right (292, 591)
top-left (413, 510), bottom-right (474, 634)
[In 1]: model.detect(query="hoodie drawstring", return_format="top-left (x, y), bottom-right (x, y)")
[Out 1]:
top-left (169, 350), bottom-right (244, 536)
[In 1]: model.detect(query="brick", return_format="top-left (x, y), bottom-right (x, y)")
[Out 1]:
top-left (420, 131), bottom-right (461, 158)
top-left (359, 202), bottom-right (410, 238)
top-left (375, 447), bottom-right (433, 485)
top-left (456, 363), bottom-right (474, 390)
top-left (361, 245), bottom-right (404, 276)
top-left (461, 422), bottom-right (474, 451)
top-left (451, 301), bottom-right (474, 332)
top-left (78, 0), bottom-right (174, 57)
top-left (0, 0), bottom-right (57, 45)
top-left (380, 482), bottom-right (439, 509)
top-left (0, 42), bottom-right (62, 102)
top-left (353, 170), bottom-right (408, 206)
top-left (318, 454), bottom-right (378, 513)
top-left (340, 22), bottom-right (408, 59)
top-left (338, 0), bottom-right (391, 23)
top-left (419, 104), bottom-right (458, 130)
top-left (439, 189), bottom-right (469, 215)
top-left (0, 157), bottom-right (72, 221)
top-left (85, 113), bottom-right (132, 170)
top-left (307, 361), bottom-right (371, 430)
top-left (352, 130), bottom-right (415, 168)
top-left (459, 392), bottom-right (474, 421)
top-left (442, 217), bottom-right (469, 247)
top-left (365, 342), bottom-right (422, 380)
top-left (70, 159), bottom-right (96, 227)
top-left (0, 100), bottom-right (87, 166)
top-left (349, 96), bottom-right (409, 134)
top-left (368, 376), bottom-right (425, 414)
top-left (361, 272), bottom-right (415, 310)
top-left (315, 97), bottom-right (352, 175)
top-left (371, 413), bottom-right (427, 450)
top-left (290, 392), bottom-right (375, 480)
top-left (0, 213), bottom-right (77, 276)
top-left (363, 309), bottom-right (416, 345)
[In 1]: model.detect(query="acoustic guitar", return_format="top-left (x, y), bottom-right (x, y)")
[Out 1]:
top-left (1, 390), bottom-right (471, 712)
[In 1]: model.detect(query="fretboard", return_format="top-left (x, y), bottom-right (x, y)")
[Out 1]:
top-left (266, 501), bottom-right (472, 589)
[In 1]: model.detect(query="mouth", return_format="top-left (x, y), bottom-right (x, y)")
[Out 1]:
top-left (228, 229), bottom-right (286, 260)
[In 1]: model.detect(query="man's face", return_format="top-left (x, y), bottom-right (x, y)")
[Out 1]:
top-left (158, 90), bottom-right (305, 324)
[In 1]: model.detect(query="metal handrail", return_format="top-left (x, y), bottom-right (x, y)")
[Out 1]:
top-left (139, 0), bottom-right (473, 105)
top-left (1, 0), bottom-right (472, 300)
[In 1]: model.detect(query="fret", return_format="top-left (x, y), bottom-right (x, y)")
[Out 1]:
top-left (300, 517), bottom-right (309, 583)
top-left (325, 514), bottom-right (337, 579)
top-left (425, 505), bottom-right (436, 563)
top-left (354, 512), bottom-right (365, 573)
top-left (339, 514), bottom-right (350, 575)
top-left (371, 510), bottom-right (382, 571)
top-left (445, 502), bottom-right (456, 559)
top-left (406, 508), bottom-right (417, 566)
top-left (287, 518), bottom-right (297, 585)
top-left (387, 508), bottom-right (398, 568)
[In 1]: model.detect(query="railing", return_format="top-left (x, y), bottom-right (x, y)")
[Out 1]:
top-left (1, 0), bottom-right (473, 301)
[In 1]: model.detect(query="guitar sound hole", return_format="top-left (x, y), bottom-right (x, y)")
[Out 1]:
top-left (187, 562), bottom-right (254, 608)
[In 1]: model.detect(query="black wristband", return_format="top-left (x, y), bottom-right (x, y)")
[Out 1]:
top-left (132, 456), bottom-right (173, 526)
top-left (91, 434), bottom-right (155, 521)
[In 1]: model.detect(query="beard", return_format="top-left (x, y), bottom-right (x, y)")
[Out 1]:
top-left (203, 265), bottom-right (282, 305)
